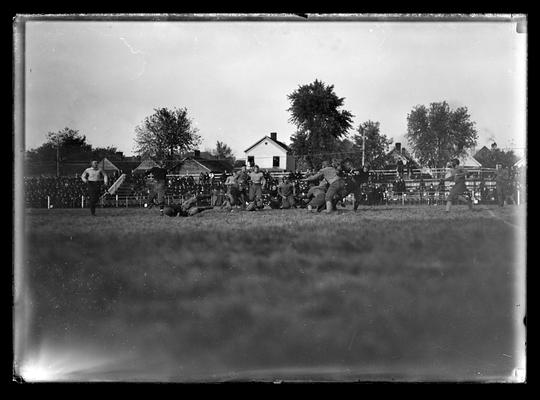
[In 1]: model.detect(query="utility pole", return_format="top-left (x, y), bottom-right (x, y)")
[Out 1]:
top-left (362, 130), bottom-right (365, 167)
top-left (56, 136), bottom-right (60, 177)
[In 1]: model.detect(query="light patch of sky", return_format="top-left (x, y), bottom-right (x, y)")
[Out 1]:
top-left (23, 20), bottom-right (526, 159)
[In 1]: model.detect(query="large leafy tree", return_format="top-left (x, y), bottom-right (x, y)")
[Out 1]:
top-left (26, 128), bottom-right (124, 164)
top-left (212, 140), bottom-right (236, 164)
top-left (26, 127), bottom-right (91, 164)
top-left (134, 107), bottom-right (201, 161)
top-left (287, 79), bottom-right (354, 168)
top-left (406, 101), bottom-right (478, 168)
top-left (352, 120), bottom-right (393, 168)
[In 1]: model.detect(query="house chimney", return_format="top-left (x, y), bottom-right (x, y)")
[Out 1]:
top-left (270, 132), bottom-right (277, 141)
top-left (194, 150), bottom-right (201, 158)
top-left (395, 142), bottom-right (402, 153)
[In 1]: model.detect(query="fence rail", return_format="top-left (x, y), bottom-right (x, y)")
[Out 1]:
top-left (29, 183), bottom-right (524, 209)
top-left (24, 167), bottom-right (525, 209)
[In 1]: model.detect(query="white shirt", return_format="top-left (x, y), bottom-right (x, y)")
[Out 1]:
top-left (81, 167), bottom-right (108, 184)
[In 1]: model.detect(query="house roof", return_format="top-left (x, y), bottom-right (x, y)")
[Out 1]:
top-left (112, 160), bottom-right (142, 172)
top-left (134, 159), bottom-right (159, 171)
top-left (99, 157), bottom-right (120, 171)
top-left (458, 152), bottom-right (482, 167)
top-left (182, 151), bottom-right (215, 159)
top-left (375, 147), bottom-right (418, 166)
top-left (173, 158), bottom-right (234, 173)
top-left (474, 146), bottom-right (491, 159)
top-left (195, 158), bottom-right (234, 172)
top-left (244, 136), bottom-right (289, 153)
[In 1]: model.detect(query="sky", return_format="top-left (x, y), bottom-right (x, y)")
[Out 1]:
top-left (22, 18), bottom-right (527, 159)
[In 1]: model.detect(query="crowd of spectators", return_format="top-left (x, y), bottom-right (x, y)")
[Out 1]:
top-left (24, 176), bottom-right (105, 208)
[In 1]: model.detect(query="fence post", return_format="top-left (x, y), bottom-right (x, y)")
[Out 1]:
top-left (116, 194), bottom-right (119, 207)
top-left (47, 196), bottom-right (50, 209)
top-left (81, 195), bottom-right (84, 209)
top-left (126, 196), bottom-right (128, 208)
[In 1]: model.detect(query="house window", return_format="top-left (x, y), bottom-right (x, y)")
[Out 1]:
top-left (248, 156), bottom-right (255, 167)
top-left (273, 156), bottom-right (280, 168)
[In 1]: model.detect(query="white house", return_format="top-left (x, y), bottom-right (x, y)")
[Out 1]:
top-left (244, 132), bottom-right (296, 171)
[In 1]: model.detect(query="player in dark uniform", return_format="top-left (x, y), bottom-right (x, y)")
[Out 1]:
top-left (278, 176), bottom-right (296, 209)
top-left (350, 165), bottom-right (370, 210)
top-left (236, 165), bottom-right (249, 209)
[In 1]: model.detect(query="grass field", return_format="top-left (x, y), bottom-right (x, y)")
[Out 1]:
top-left (15, 204), bottom-right (526, 382)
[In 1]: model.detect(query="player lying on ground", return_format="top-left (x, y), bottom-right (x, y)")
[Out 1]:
top-left (162, 193), bottom-right (213, 217)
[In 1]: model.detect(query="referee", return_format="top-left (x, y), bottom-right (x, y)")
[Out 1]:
top-left (81, 160), bottom-right (109, 216)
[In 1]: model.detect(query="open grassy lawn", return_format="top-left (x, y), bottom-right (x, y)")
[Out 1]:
top-left (16, 204), bottom-right (526, 382)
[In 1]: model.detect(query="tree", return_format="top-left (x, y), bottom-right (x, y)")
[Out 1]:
top-left (287, 79), bottom-right (354, 168)
top-left (26, 128), bottom-right (92, 175)
top-left (406, 101), bottom-right (478, 168)
top-left (134, 107), bottom-right (201, 161)
top-left (212, 141), bottom-right (236, 164)
top-left (352, 121), bottom-right (393, 168)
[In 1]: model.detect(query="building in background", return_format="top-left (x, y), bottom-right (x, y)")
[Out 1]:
top-left (244, 132), bottom-right (295, 172)
top-left (169, 150), bottom-right (233, 176)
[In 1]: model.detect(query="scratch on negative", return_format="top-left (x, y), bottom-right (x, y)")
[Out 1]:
top-left (120, 37), bottom-right (143, 55)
